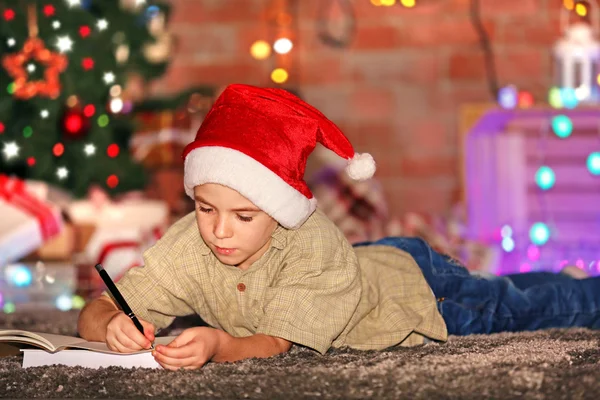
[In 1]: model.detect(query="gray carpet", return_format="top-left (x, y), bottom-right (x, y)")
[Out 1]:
top-left (0, 311), bottom-right (598, 399)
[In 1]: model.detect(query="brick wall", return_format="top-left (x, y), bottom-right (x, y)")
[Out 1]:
top-left (152, 0), bottom-right (564, 217)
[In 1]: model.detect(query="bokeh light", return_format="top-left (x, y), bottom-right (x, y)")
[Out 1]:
top-left (529, 222), bottom-right (550, 246)
top-left (535, 166), bottom-right (556, 190)
top-left (551, 115), bottom-right (573, 138)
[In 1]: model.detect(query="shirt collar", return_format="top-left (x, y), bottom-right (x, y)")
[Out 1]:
top-left (270, 224), bottom-right (288, 250)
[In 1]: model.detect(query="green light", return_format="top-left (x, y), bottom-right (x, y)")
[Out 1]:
top-left (529, 222), bottom-right (550, 246)
top-left (71, 295), bottom-right (86, 310)
top-left (3, 302), bottom-right (15, 314)
top-left (551, 115), bottom-right (572, 138)
top-left (7, 83), bottom-right (15, 94)
top-left (22, 126), bottom-right (33, 138)
top-left (98, 114), bottom-right (109, 127)
top-left (548, 87), bottom-right (562, 108)
top-left (535, 166), bottom-right (555, 190)
top-left (587, 152), bottom-right (600, 175)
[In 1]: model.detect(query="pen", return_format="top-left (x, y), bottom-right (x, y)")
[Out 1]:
top-left (94, 263), bottom-right (154, 350)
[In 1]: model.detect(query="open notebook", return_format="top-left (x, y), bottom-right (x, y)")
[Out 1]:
top-left (0, 329), bottom-right (175, 369)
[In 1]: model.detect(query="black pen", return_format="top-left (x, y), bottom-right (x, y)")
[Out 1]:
top-left (94, 263), bottom-right (154, 350)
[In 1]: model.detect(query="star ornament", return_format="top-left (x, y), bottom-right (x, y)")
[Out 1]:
top-left (2, 37), bottom-right (68, 100)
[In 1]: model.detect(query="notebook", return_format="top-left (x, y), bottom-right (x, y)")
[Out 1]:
top-left (0, 329), bottom-right (175, 369)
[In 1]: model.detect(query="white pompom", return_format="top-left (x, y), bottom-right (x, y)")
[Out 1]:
top-left (345, 153), bottom-right (376, 181)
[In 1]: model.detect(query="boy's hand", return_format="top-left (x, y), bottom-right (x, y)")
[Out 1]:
top-left (152, 327), bottom-right (220, 370)
top-left (105, 311), bottom-right (156, 353)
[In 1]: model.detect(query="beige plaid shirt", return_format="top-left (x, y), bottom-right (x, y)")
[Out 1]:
top-left (110, 209), bottom-right (447, 354)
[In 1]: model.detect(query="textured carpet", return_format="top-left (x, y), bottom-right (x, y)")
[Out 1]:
top-left (0, 311), bottom-right (598, 399)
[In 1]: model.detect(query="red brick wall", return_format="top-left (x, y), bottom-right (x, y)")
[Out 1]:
top-left (153, 0), bottom-right (563, 217)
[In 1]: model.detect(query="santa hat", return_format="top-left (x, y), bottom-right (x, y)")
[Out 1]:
top-left (182, 84), bottom-right (376, 229)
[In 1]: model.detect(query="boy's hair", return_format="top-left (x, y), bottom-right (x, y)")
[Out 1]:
top-left (182, 84), bottom-right (376, 229)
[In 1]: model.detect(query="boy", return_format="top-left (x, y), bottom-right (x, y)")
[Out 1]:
top-left (78, 84), bottom-right (600, 371)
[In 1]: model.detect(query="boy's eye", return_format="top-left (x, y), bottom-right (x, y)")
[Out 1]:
top-left (198, 206), bottom-right (212, 213)
top-left (237, 215), bottom-right (253, 222)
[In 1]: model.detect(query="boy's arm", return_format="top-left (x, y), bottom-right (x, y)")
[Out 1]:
top-left (77, 296), bottom-right (122, 342)
top-left (152, 327), bottom-right (292, 370)
top-left (213, 331), bottom-right (292, 362)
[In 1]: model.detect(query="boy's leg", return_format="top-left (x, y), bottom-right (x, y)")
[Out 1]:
top-left (502, 271), bottom-right (572, 291)
top-left (357, 237), bottom-right (600, 335)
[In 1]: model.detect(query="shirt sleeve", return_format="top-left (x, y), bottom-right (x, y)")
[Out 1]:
top-left (255, 217), bottom-right (362, 354)
top-left (103, 222), bottom-right (197, 331)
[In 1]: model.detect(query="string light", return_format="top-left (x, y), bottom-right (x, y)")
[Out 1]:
top-left (56, 36), bottom-right (74, 52)
top-left (27, 157), bottom-right (36, 166)
top-left (103, 72), bottom-right (116, 84)
top-left (56, 166), bottom-right (69, 179)
top-left (498, 85), bottom-right (518, 109)
top-left (43, 4), bottom-right (55, 17)
top-left (97, 19), bottom-right (108, 31)
top-left (7, 37), bottom-right (15, 47)
top-left (548, 87), bottom-right (563, 108)
top-left (22, 126), bottom-right (33, 138)
top-left (271, 68), bottom-right (289, 84)
top-left (563, 0), bottom-right (575, 10)
top-left (381, 0), bottom-right (396, 6)
top-left (79, 25), bottom-right (91, 38)
top-left (52, 20), bottom-right (61, 29)
top-left (518, 91), bottom-right (534, 108)
top-left (56, 294), bottom-right (73, 311)
top-left (107, 143), bottom-right (120, 158)
top-left (529, 222), bottom-right (550, 246)
top-left (535, 166), bottom-right (556, 190)
top-left (98, 114), bottom-right (109, 127)
top-left (110, 98), bottom-right (124, 113)
top-left (560, 87), bottom-right (578, 108)
top-left (83, 104), bottom-right (96, 117)
top-left (400, 0), bottom-right (416, 7)
top-left (250, 40), bottom-right (271, 60)
top-left (273, 38), bottom-right (293, 54)
top-left (587, 152), bottom-right (600, 175)
top-left (3, 9), bottom-right (15, 21)
top-left (109, 85), bottom-right (122, 97)
top-left (575, 2), bottom-right (587, 16)
top-left (0, 122), bottom-right (4, 133)
top-left (53, 143), bottom-right (65, 157)
top-left (82, 57), bottom-right (94, 70)
top-left (107, 174), bottom-right (119, 188)
top-left (40, 109), bottom-right (49, 118)
top-left (2, 142), bottom-right (19, 160)
top-left (83, 143), bottom-right (96, 156)
top-left (551, 115), bottom-right (573, 138)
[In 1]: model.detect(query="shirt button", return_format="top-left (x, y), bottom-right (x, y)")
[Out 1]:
top-left (237, 283), bottom-right (246, 292)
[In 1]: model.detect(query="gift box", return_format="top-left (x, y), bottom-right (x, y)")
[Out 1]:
top-left (68, 198), bottom-right (169, 298)
top-left (0, 175), bottom-right (63, 266)
top-left (130, 110), bottom-right (195, 169)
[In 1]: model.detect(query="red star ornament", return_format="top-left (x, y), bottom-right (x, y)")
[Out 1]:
top-left (2, 37), bottom-right (68, 99)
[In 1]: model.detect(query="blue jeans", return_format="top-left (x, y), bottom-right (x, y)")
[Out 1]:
top-left (354, 237), bottom-right (600, 335)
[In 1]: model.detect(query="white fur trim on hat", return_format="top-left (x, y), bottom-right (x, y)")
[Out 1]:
top-left (184, 147), bottom-right (317, 229)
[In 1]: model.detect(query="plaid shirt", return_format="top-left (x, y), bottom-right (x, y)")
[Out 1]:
top-left (109, 209), bottom-right (447, 354)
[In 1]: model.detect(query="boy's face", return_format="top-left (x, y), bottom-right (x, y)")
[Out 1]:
top-left (194, 184), bottom-right (278, 270)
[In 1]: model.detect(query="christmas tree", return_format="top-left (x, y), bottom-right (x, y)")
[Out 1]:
top-left (0, 0), bottom-right (171, 196)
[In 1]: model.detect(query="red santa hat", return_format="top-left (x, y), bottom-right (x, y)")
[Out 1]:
top-left (182, 84), bottom-right (375, 229)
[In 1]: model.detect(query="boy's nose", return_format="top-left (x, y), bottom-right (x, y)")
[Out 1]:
top-left (213, 217), bottom-right (233, 239)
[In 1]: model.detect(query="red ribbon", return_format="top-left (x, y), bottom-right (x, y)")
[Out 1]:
top-left (97, 240), bottom-right (141, 265)
top-left (0, 174), bottom-right (61, 241)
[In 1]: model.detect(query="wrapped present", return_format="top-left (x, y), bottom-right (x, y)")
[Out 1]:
top-left (130, 110), bottom-right (195, 169)
top-left (0, 175), bottom-right (63, 266)
top-left (68, 197), bottom-right (168, 298)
